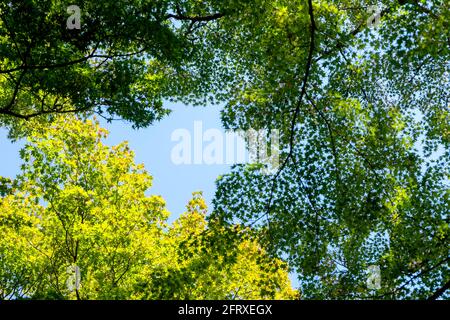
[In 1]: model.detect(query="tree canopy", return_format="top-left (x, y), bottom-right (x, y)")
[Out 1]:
top-left (0, 117), bottom-right (296, 300)
top-left (0, 0), bottom-right (449, 299)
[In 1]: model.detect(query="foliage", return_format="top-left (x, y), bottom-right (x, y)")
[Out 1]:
top-left (0, 0), bottom-right (449, 299)
top-left (136, 192), bottom-right (297, 300)
top-left (0, 0), bottom-right (227, 129)
top-left (0, 117), bottom-right (296, 300)
top-left (209, 0), bottom-right (450, 299)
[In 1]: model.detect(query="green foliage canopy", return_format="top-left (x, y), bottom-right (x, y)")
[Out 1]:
top-left (0, 0), bottom-right (448, 299)
top-left (0, 117), bottom-right (297, 300)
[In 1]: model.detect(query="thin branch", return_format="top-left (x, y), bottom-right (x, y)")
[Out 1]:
top-left (0, 43), bottom-right (100, 74)
top-left (166, 10), bottom-right (226, 22)
top-left (265, 0), bottom-right (317, 218)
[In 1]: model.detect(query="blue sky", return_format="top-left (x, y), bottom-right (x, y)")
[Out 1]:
top-left (0, 103), bottom-right (300, 287)
top-left (0, 102), bottom-right (231, 223)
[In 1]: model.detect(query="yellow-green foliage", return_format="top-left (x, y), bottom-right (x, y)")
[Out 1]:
top-left (0, 117), bottom-right (297, 300)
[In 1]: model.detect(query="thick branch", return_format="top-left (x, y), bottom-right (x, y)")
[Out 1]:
top-left (428, 279), bottom-right (450, 300)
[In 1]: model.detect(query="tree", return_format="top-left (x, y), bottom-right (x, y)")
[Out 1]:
top-left (209, 0), bottom-right (449, 299)
top-left (140, 192), bottom-right (297, 299)
top-left (1, 0), bottom-right (448, 299)
top-left (0, 116), bottom-right (296, 300)
top-left (0, 0), bottom-right (228, 128)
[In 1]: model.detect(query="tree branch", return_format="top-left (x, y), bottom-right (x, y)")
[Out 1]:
top-left (265, 0), bottom-right (317, 217)
top-left (428, 279), bottom-right (450, 300)
top-left (166, 12), bottom-right (225, 22)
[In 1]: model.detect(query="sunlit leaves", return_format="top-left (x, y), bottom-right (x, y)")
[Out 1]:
top-left (0, 117), bottom-right (296, 300)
